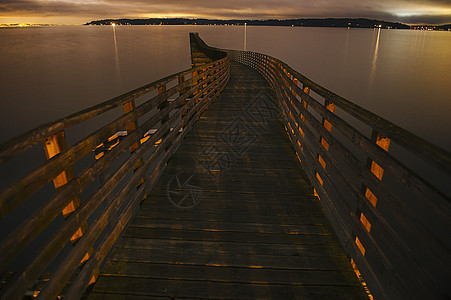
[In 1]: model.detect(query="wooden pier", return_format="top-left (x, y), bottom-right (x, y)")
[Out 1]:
top-left (0, 33), bottom-right (450, 299)
top-left (88, 61), bottom-right (367, 299)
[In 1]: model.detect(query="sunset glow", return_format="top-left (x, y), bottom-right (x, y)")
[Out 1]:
top-left (0, 0), bottom-right (450, 25)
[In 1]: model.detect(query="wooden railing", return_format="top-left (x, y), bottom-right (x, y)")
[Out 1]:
top-left (222, 49), bottom-right (451, 299)
top-left (0, 36), bottom-right (229, 299)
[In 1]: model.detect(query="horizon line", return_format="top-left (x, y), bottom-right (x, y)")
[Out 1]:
top-left (2, 17), bottom-right (451, 27)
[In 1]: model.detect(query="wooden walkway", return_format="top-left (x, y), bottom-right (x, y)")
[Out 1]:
top-left (89, 62), bottom-right (367, 299)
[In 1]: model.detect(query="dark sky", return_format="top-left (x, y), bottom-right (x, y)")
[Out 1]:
top-left (1, 0), bottom-right (450, 25)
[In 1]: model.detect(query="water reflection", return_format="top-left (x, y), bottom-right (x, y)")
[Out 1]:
top-left (244, 23), bottom-right (247, 51)
top-left (420, 30), bottom-right (427, 55)
top-left (369, 28), bottom-right (381, 87)
top-left (344, 27), bottom-right (350, 60)
top-left (112, 24), bottom-right (120, 81)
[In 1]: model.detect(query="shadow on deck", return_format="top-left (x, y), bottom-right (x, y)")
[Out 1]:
top-left (89, 62), bottom-right (367, 299)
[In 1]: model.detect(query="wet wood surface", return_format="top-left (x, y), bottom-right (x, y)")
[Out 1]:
top-left (89, 62), bottom-right (366, 299)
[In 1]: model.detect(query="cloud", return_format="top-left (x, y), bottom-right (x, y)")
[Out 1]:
top-left (397, 14), bottom-right (451, 25)
top-left (1, 0), bottom-right (450, 24)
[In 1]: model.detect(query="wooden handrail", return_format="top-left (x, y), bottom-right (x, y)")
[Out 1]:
top-left (0, 34), bottom-right (229, 299)
top-left (221, 47), bottom-right (451, 299)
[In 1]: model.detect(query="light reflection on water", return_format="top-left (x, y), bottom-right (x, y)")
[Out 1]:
top-left (369, 28), bottom-right (381, 87)
top-left (112, 24), bottom-right (120, 83)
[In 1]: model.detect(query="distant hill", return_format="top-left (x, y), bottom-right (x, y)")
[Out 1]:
top-left (85, 18), bottom-right (410, 29)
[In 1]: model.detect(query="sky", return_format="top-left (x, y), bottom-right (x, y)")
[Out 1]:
top-left (1, 0), bottom-right (451, 25)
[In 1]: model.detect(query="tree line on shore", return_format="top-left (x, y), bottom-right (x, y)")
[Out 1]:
top-left (85, 17), bottom-right (451, 30)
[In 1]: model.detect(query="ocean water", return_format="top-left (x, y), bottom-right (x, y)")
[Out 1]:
top-left (0, 25), bottom-right (450, 151)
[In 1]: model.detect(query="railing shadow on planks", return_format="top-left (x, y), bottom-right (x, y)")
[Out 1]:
top-left (0, 32), bottom-right (450, 299)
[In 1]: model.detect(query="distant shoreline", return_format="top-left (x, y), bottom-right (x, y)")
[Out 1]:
top-left (85, 18), bottom-right (451, 31)
top-left (1, 18), bottom-right (450, 30)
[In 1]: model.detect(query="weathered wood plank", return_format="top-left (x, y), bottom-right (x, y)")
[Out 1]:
top-left (130, 215), bottom-right (331, 234)
top-left (121, 227), bottom-right (339, 245)
top-left (108, 247), bottom-right (352, 270)
top-left (92, 276), bottom-right (367, 300)
top-left (101, 261), bottom-right (361, 286)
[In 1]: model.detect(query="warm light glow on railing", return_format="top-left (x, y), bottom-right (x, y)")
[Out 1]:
top-left (370, 161), bottom-right (384, 180)
top-left (360, 213), bottom-right (372, 232)
top-left (320, 138), bottom-right (329, 151)
top-left (355, 236), bottom-right (366, 256)
top-left (365, 188), bottom-right (378, 207)
top-left (316, 172), bottom-right (324, 186)
top-left (318, 155), bottom-right (326, 169)
top-left (376, 134), bottom-right (390, 151)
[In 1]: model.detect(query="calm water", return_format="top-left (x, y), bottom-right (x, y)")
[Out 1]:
top-left (0, 25), bottom-right (450, 151)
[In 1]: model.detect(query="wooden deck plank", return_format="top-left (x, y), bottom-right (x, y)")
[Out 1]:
top-left (108, 248), bottom-right (353, 270)
top-left (91, 277), bottom-right (366, 299)
top-left (134, 210), bottom-right (331, 226)
top-left (120, 227), bottom-right (339, 246)
top-left (127, 217), bottom-right (333, 234)
top-left (114, 237), bottom-right (348, 257)
top-left (89, 62), bottom-right (366, 299)
top-left (100, 261), bottom-right (361, 286)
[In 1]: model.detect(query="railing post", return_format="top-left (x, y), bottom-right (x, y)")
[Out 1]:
top-left (157, 85), bottom-right (172, 151)
top-left (292, 77), bottom-right (299, 97)
top-left (192, 70), bottom-right (199, 97)
top-left (314, 99), bottom-right (335, 199)
top-left (202, 66), bottom-right (208, 96)
top-left (42, 131), bottom-right (92, 263)
top-left (286, 72), bottom-right (292, 91)
top-left (178, 74), bottom-right (189, 132)
top-left (178, 74), bottom-right (187, 95)
top-left (319, 99), bottom-right (336, 150)
top-left (123, 99), bottom-right (145, 188)
top-left (291, 77), bottom-right (305, 156)
top-left (301, 85), bottom-right (310, 124)
top-left (353, 130), bottom-right (390, 259)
